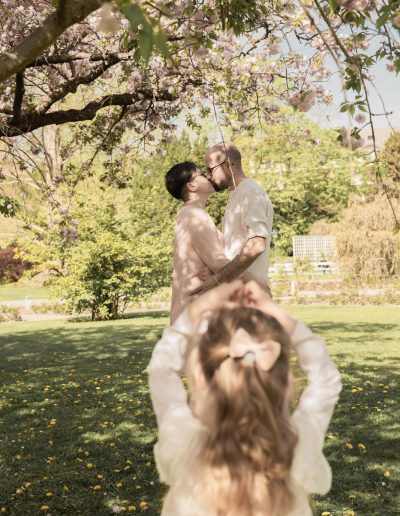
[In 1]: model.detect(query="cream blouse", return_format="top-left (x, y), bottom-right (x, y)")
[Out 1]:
top-left (148, 310), bottom-right (342, 516)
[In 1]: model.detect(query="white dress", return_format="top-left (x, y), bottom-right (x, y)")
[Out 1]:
top-left (148, 311), bottom-right (342, 516)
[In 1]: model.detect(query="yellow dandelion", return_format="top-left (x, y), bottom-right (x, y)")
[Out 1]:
top-left (24, 482), bottom-right (31, 488)
top-left (321, 513), bottom-right (331, 516)
top-left (46, 492), bottom-right (53, 497)
top-left (358, 443), bottom-right (366, 450)
top-left (15, 455), bottom-right (21, 460)
top-left (40, 506), bottom-right (50, 511)
top-left (0, 508), bottom-right (5, 513)
top-left (97, 475), bottom-right (104, 480)
top-left (93, 485), bottom-right (101, 491)
top-left (116, 483), bottom-right (123, 488)
top-left (346, 443), bottom-right (353, 450)
top-left (86, 463), bottom-right (94, 469)
top-left (63, 486), bottom-right (69, 492)
top-left (384, 471), bottom-right (390, 477)
top-left (345, 511), bottom-right (355, 516)
top-left (348, 495), bottom-right (356, 501)
top-left (128, 507), bottom-right (136, 512)
top-left (139, 502), bottom-right (148, 508)
top-left (16, 488), bottom-right (24, 495)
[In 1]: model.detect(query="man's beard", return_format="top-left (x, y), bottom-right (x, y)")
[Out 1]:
top-left (210, 178), bottom-right (228, 192)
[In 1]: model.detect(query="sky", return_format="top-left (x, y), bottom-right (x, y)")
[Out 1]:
top-left (308, 57), bottom-right (400, 130)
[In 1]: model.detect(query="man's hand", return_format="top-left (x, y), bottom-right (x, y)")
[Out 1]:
top-left (191, 275), bottom-right (218, 296)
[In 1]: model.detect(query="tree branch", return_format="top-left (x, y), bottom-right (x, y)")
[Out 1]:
top-left (1, 91), bottom-right (177, 137)
top-left (28, 52), bottom-right (131, 67)
top-left (38, 54), bottom-right (123, 113)
top-left (11, 71), bottom-right (25, 124)
top-left (0, 0), bottom-right (103, 82)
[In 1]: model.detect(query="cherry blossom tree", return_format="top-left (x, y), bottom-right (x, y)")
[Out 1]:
top-left (0, 0), bottom-right (399, 225)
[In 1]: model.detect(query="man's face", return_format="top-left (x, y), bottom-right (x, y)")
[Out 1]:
top-left (190, 167), bottom-right (215, 194)
top-left (205, 152), bottom-right (229, 192)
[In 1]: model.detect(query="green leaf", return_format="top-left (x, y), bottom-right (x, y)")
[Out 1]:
top-left (153, 26), bottom-right (170, 59)
top-left (138, 27), bottom-right (154, 64)
top-left (121, 3), bottom-right (146, 33)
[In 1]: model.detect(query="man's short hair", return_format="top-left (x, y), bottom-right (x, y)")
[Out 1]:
top-left (165, 161), bottom-right (198, 200)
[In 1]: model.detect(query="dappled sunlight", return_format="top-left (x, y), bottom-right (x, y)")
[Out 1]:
top-left (0, 307), bottom-right (398, 514)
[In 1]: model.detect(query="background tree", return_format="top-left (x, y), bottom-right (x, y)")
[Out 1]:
top-left (17, 132), bottom-right (211, 319)
top-left (312, 194), bottom-right (400, 279)
top-left (381, 131), bottom-right (400, 184)
top-left (236, 119), bottom-right (367, 254)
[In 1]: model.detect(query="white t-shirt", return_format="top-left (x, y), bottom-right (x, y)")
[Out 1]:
top-left (222, 178), bottom-right (273, 280)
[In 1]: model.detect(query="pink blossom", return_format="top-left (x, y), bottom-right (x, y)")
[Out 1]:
top-left (392, 14), bottom-right (400, 28)
top-left (288, 90), bottom-right (317, 112)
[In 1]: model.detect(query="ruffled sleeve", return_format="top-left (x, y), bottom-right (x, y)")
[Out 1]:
top-left (290, 321), bottom-right (342, 494)
top-left (148, 309), bottom-right (202, 485)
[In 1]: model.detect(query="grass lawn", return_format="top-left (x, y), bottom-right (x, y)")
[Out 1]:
top-left (0, 284), bottom-right (49, 302)
top-left (0, 306), bottom-right (399, 515)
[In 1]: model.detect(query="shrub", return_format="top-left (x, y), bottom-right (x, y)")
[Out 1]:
top-left (0, 244), bottom-right (31, 284)
top-left (311, 195), bottom-right (400, 279)
top-left (0, 305), bottom-right (22, 322)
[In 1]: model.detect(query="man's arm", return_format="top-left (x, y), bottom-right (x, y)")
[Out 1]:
top-left (215, 236), bottom-right (266, 283)
top-left (193, 236), bottom-right (268, 294)
top-left (190, 209), bottom-right (230, 273)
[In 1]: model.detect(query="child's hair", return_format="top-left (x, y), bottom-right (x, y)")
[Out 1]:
top-left (195, 306), bottom-right (298, 516)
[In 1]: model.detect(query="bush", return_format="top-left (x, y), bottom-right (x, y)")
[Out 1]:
top-left (50, 230), bottom-right (171, 321)
top-left (0, 305), bottom-right (22, 322)
top-left (288, 292), bottom-right (400, 305)
top-left (31, 301), bottom-right (67, 314)
top-left (311, 195), bottom-right (400, 279)
top-left (0, 244), bottom-right (31, 284)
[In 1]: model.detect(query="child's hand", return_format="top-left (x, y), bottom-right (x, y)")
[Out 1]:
top-left (188, 279), bottom-right (243, 327)
top-left (242, 281), bottom-right (297, 336)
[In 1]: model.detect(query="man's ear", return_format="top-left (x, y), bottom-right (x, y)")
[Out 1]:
top-left (186, 180), bottom-right (197, 193)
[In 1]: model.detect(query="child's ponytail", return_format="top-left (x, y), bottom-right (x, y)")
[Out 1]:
top-left (196, 307), bottom-right (298, 516)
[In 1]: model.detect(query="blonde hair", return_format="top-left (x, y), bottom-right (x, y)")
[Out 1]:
top-left (194, 306), bottom-right (297, 516)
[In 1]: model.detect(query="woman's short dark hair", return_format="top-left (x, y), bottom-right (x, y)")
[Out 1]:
top-left (165, 161), bottom-right (198, 200)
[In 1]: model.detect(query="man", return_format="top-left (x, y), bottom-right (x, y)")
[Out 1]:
top-left (165, 161), bottom-right (231, 323)
top-left (198, 141), bottom-right (273, 292)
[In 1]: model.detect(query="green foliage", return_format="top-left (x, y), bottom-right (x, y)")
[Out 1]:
top-left (120, 2), bottom-right (171, 63)
top-left (236, 119), bottom-right (366, 254)
top-left (0, 304), bottom-right (21, 322)
top-left (19, 132), bottom-right (211, 320)
top-left (380, 130), bottom-right (400, 183)
top-left (312, 195), bottom-right (400, 279)
top-left (51, 231), bottom-right (162, 320)
top-left (0, 196), bottom-right (19, 217)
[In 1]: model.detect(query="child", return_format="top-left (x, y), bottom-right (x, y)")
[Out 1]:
top-left (148, 280), bottom-right (341, 516)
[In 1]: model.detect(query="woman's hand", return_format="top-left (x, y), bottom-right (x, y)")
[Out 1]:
top-left (242, 281), bottom-right (297, 336)
top-left (187, 279), bottom-right (243, 327)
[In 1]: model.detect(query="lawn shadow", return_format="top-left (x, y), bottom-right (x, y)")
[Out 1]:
top-left (315, 358), bottom-right (400, 515)
top-left (0, 312), bottom-right (399, 515)
top-left (0, 313), bottom-right (168, 515)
